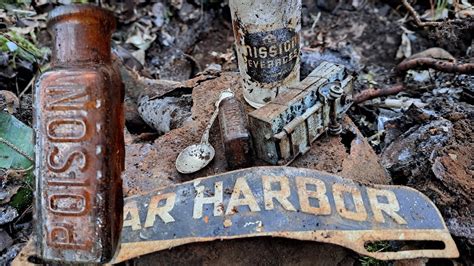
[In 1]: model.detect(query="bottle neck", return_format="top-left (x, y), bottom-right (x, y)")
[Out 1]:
top-left (48, 5), bottom-right (115, 67)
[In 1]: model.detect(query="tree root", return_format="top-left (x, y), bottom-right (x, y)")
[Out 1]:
top-left (354, 56), bottom-right (474, 104)
top-left (401, 0), bottom-right (464, 27)
top-left (353, 84), bottom-right (405, 104)
top-left (396, 58), bottom-right (474, 74)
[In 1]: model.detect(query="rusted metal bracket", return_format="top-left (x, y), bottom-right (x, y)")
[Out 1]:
top-left (15, 167), bottom-right (459, 264)
top-left (249, 61), bottom-right (353, 165)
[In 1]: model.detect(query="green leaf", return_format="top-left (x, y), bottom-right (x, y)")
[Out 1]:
top-left (0, 31), bottom-right (44, 63)
top-left (0, 112), bottom-right (34, 170)
top-left (9, 186), bottom-right (33, 211)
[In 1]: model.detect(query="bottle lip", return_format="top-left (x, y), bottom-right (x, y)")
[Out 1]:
top-left (48, 4), bottom-right (116, 29)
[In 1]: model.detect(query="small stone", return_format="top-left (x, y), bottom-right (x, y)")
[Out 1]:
top-left (0, 243), bottom-right (23, 264)
top-left (0, 206), bottom-right (18, 225)
top-left (152, 2), bottom-right (166, 28)
top-left (0, 230), bottom-right (13, 252)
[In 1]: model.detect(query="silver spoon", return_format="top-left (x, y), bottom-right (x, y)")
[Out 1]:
top-left (176, 90), bottom-right (234, 174)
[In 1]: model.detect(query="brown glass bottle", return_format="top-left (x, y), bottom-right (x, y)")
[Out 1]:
top-left (34, 5), bottom-right (124, 263)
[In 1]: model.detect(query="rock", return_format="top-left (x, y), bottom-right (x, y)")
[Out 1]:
top-left (0, 243), bottom-right (23, 265)
top-left (0, 230), bottom-right (13, 252)
top-left (383, 104), bottom-right (433, 145)
top-left (204, 63), bottom-right (222, 72)
top-left (177, 2), bottom-right (201, 23)
top-left (446, 218), bottom-right (473, 241)
top-left (301, 45), bottom-right (361, 78)
top-left (382, 119), bottom-right (453, 184)
top-left (0, 206), bottom-right (18, 225)
top-left (152, 2), bottom-right (166, 28)
top-left (170, 0), bottom-right (183, 10)
top-left (0, 52), bottom-right (8, 67)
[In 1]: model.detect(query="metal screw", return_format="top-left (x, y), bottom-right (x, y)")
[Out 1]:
top-left (327, 82), bottom-right (343, 135)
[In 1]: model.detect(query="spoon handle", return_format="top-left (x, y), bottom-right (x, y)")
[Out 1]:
top-left (201, 90), bottom-right (234, 144)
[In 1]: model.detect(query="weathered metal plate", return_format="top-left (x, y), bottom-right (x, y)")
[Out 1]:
top-left (113, 167), bottom-right (458, 263)
top-left (14, 167), bottom-right (458, 265)
top-left (248, 61), bottom-right (353, 165)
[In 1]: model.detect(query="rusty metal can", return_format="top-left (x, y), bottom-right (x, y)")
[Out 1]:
top-left (34, 5), bottom-right (124, 263)
top-left (229, 0), bottom-right (302, 108)
top-left (218, 92), bottom-right (253, 170)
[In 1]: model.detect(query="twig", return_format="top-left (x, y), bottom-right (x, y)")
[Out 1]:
top-left (183, 53), bottom-right (202, 73)
top-left (401, 0), bottom-right (443, 27)
top-left (19, 75), bottom-right (36, 99)
top-left (368, 130), bottom-right (385, 142)
top-left (7, 165), bottom-right (34, 174)
top-left (11, 9), bottom-right (37, 16)
top-left (310, 12), bottom-right (321, 32)
top-left (353, 84), bottom-right (405, 104)
top-left (396, 58), bottom-right (474, 74)
top-left (15, 77), bottom-right (20, 96)
top-left (14, 205), bottom-right (33, 228)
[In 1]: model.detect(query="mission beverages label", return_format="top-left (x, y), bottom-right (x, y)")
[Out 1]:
top-left (243, 28), bottom-right (300, 83)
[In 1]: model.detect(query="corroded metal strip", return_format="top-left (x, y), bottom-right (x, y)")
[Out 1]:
top-left (112, 167), bottom-right (458, 262)
top-left (15, 167), bottom-right (459, 264)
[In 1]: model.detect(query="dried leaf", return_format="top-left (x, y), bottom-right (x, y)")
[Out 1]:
top-left (396, 32), bottom-right (412, 60)
top-left (125, 24), bottom-right (157, 51)
top-left (0, 90), bottom-right (19, 114)
top-left (0, 185), bottom-right (21, 205)
top-left (407, 47), bottom-right (455, 62)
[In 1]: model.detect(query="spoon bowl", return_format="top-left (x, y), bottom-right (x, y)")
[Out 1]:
top-left (175, 89), bottom-right (234, 174)
top-left (176, 143), bottom-right (216, 174)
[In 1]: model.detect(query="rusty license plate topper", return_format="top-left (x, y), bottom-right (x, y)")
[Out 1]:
top-left (112, 167), bottom-right (458, 263)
